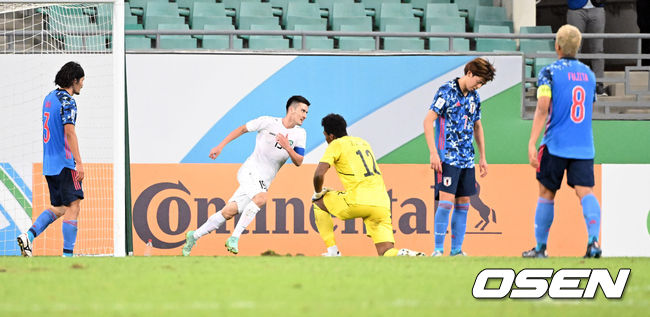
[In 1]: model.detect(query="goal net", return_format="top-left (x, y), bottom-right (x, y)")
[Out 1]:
top-left (0, 0), bottom-right (124, 256)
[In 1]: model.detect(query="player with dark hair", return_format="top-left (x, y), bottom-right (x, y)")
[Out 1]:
top-left (182, 95), bottom-right (310, 255)
top-left (17, 61), bottom-right (85, 257)
top-left (312, 114), bottom-right (424, 257)
top-left (523, 25), bottom-right (602, 258)
top-left (423, 57), bottom-right (496, 256)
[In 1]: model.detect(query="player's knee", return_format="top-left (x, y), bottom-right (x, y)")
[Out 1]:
top-left (222, 202), bottom-right (239, 219)
top-left (252, 192), bottom-right (267, 207)
top-left (574, 186), bottom-right (593, 199)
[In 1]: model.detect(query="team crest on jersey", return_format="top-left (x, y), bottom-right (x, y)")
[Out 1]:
top-left (443, 177), bottom-right (452, 187)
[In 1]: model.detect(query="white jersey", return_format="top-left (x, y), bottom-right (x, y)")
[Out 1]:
top-left (243, 116), bottom-right (307, 182)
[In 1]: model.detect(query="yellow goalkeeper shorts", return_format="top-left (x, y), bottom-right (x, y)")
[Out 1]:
top-left (322, 191), bottom-right (395, 244)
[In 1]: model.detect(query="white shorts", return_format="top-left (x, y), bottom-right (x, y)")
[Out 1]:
top-left (228, 165), bottom-right (271, 213)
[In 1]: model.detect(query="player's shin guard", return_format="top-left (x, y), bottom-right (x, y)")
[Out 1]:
top-left (383, 248), bottom-right (398, 257)
top-left (434, 201), bottom-right (453, 252)
top-left (313, 204), bottom-right (336, 248)
top-left (62, 220), bottom-right (77, 256)
top-left (534, 197), bottom-right (554, 251)
top-left (451, 203), bottom-right (470, 253)
top-left (29, 209), bottom-right (58, 241)
top-left (194, 211), bottom-right (226, 239)
top-left (232, 203), bottom-right (261, 238)
top-left (581, 194), bottom-right (601, 243)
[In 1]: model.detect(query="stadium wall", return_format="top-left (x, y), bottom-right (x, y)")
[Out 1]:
top-left (125, 54), bottom-right (649, 256)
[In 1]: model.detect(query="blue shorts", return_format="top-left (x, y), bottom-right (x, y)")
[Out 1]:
top-left (536, 145), bottom-right (595, 191)
top-left (46, 167), bottom-right (84, 206)
top-left (434, 163), bottom-right (477, 199)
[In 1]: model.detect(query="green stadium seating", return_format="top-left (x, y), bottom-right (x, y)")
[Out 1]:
top-left (424, 3), bottom-right (460, 18)
top-left (190, 3), bottom-right (231, 30)
top-left (520, 25), bottom-right (552, 34)
top-left (519, 39), bottom-right (554, 54)
top-left (177, 0), bottom-right (212, 10)
top-left (410, 0), bottom-right (452, 12)
top-left (473, 5), bottom-right (513, 32)
top-left (427, 24), bottom-right (469, 52)
top-left (64, 35), bottom-right (84, 51)
top-left (125, 15), bottom-right (138, 25)
top-left (248, 24), bottom-right (290, 50)
top-left (424, 16), bottom-right (465, 33)
top-left (331, 2), bottom-right (368, 29)
top-left (85, 35), bottom-right (108, 51)
top-left (317, 0), bottom-right (354, 18)
top-left (201, 24), bottom-right (243, 49)
top-left (223, 0), bottom-right (258, 11)
top-left (383, 23), bottom-right (424, 51)
top-left (157, 23), bottom-right (198, 49)
top-left (455, 0), bottom-right (492, 29)
top-left (376, 3), bottom-right (418, 30)
top-left (237, 2), bottom-right (279, 30)
top-left (534, 52), bottom-right (556, 76)
top-left (475, 25), bottom-right (516, 52)
top-left (143, 2), bottom-right (182, 29)
top-left (269, 0), bottom-right (310, 19)
top-left (291, 23), bottom-right (334, 50)
top-left (338, 21), bottom-right (375, 51)
top-left (284, 2), bottom-right (322, 30)
top-left (361, 0), bottom-right (400, 17)
top-left (126, 36), bottom-right (152, 49)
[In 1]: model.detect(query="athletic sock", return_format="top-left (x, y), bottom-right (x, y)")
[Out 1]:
top-left (29, 209), bottom-right (58, 241)
top-left (194, 211), bottom-right (226, 239)
top-left (534, 197), bottom-right (554, 251)
top-left (451, 203), bottom-right (470, 253)
top-left (383, 248), bottom-right (398, 257)
top-left (434, 200), bottom-right (453, 252)
top-left (327, 245), bottom-right (339, 255)
top-left (232, 202), bottom-right (261, 238)
top-left (313, 204), bottom-right (336, 248)
top-left (581, 193), bottom-right (601, 243)
top-left (62, 220), bottom-right (78, 256)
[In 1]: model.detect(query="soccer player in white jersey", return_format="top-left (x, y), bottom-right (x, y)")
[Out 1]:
top-left (182, 95), bottom-right (310, 255)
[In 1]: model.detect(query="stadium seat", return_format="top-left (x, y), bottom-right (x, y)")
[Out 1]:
top-left (85, 35), bottom-right (108, 51)
top-left (424, 3), bottom-right (461, 18)
top-left (177, 0), bottom-right (212, 10)
top-left (237, 2), bottom-right (279, 30)
top-left (126, 36), bottom-right (152, 49)
top-left (125, 15), bottom-right (138, 26)
top-left (519, 39), bottom-right (555, 55)
top-left (475, 24), bottom-right (516, 52)
top-left (190, 3), bottom-right (231, 30)
top-left (223, 0), bottom-right (258, 11)
top-left (338, 21), bottom-right (375, 51)
top-left (201, 24), bottom-right (243, 49)
top-left (520, 25), bottom-right (552, 34)
top-left (63, 35), bottom-right (84, 51)
top-left (284, 2), bottom-right (322, 30)
top-left (472, 5), bottom-right (513, 32)
top-left (157, 23), bottom-right (197, 49)
top-left (331, 2), bottom-right (368, 29)
top-left (427, 24), bottom-right (469, 52)
top-left (361, 0), bottom-right (400, 17)
top-left (455, 0), bottom-right (492, 29)
top-left (383, 23), bottom-right (424, 51)
top-left (248, 24), bottom-right (290, 50)
top-left (424, 16), bottom-right (465, 33)
top-left (269, 0), bottom-right (310, 19)
top-left (291, 23), bottom-right (334, 50)
top-left (317, 0), bottom-right (354, 18)
top-left (376, 3), bottom-right (418, 30)
top-left (143, 2), bottom-right (182, 29)
top-left (534, 51), bottom-right (556, 76)
top-left (410, 0), bottom-right (452, 12)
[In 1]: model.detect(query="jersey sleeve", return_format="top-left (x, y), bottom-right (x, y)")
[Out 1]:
top-left (60, 96), bottom-right (77, 125)
top-left (245, 116), bottom-right (271, 132)
top-left (474, 94), bottom-right (482, 122)
top-left (429, 87), bottom-right (448, 116)
top-left (319, 141), bottom-right (340, 166)
top-left (293, 128), bottom-right (307, 156)
top-left (537, 66), bottom-right (553, 99)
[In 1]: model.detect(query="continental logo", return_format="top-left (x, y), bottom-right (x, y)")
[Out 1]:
top-left (132, 181), bottom-right (498, 249)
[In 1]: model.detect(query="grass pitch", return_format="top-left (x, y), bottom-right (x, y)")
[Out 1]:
top-left (1, 256), bottom-right (648, 316)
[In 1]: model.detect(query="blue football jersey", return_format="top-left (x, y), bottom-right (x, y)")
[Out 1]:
top-left (537, 58), bottom-right (596, 159)
top-left (43, 89), bottom-right (77, 176)
top-left (429, 79), bottom-right (482, 168)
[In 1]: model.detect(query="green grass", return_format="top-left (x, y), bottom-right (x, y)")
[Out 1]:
top-left (1, 256), bottom-right (648, 316)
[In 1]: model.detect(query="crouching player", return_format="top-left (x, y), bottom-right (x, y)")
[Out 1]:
top-left (312, 114), bottom-right (424, 257)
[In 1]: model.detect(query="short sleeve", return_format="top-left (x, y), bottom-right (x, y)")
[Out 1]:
top-left (429, 87), bottom-right (448, 115)
top-left (245, 116), bottom-right (271, 132)
top-left (294, 128), bottom-right (306, 149)
top-left (60, 96), bottom-right (77, 125)
top-left (474, 97), bottom-right (482, 122)
top-left (319, 141), bottom-right (340, 166)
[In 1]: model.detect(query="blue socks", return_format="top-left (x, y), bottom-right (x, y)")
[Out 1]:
top-left (581, 194), bottom-right (601, 243)
top-left (28, 209), bottom-right (58, 241)
top-left (62, 220), bottom-right (78, 256)
top-left (534, 197), bottom-right (554, 251)
top-left (434, 200), bottom-right (453, 252)
top-left (451, 203), bottom-right (470, 254)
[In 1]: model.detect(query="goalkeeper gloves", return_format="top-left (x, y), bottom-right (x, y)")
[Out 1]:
top-left (312, 187), bottom-right (332, 202)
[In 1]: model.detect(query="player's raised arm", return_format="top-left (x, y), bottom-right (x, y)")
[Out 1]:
top-left (528, 94), bottom-right (551, 169)
top-left (423, 109), bottom-right (442, 173)
top-left (209, 124), bottom-right (248, 160)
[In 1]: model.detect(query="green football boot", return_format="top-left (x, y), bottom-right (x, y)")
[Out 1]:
top-left (225, 236), bottom-right (239, 254)
top-left (182, 231), bottom-right (197, 256)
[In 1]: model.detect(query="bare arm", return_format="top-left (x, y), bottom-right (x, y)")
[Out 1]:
top-left (209, 124), bottom-right (248, 159)
top-left (312, 162), bottom-right (330, 194)
top-left (528, 96), bottom-right (551, 168)
top-left (276, 133), bottom-right (304, 166)
top-left (64, 124), bottom-right (84, 182)
top-left (473, 119), bottom-right (487, 177)
top-left (423, 109), bottom-right (442, 173)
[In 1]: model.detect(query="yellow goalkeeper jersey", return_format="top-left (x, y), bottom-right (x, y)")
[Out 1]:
top-left (319, 136), bottom-right (390, 209)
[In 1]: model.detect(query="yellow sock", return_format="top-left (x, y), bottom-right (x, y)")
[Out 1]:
top-left (313, 204), bottom-right (336, 248)
top-left (383, 248), bottom-right (399, 257)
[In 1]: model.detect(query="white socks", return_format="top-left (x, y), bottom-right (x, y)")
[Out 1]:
top-left (194, 211), bottom-right (226, 239)
top-left (232, 202), bottom-right (261, 238)
top-left (327, 245), bottom-right (339, 255)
